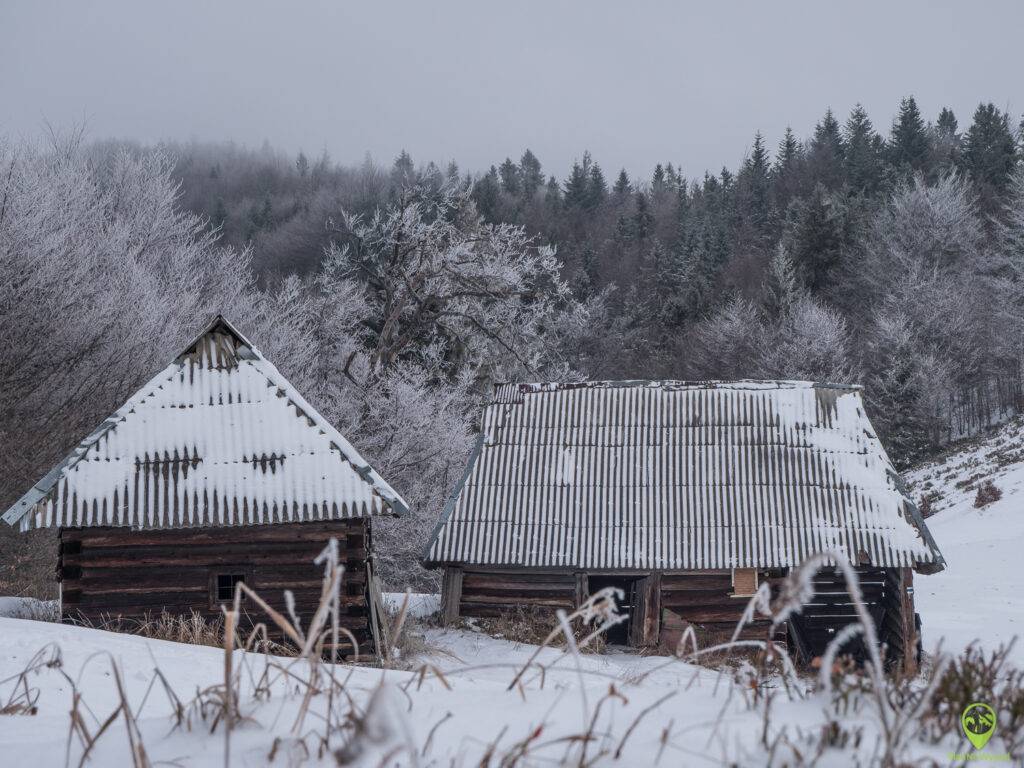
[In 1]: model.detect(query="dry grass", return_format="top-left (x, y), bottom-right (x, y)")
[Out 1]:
top-left (4, 544), bottom-right (1016, 765)
top-left (470, 605), bottom-right (610, 654)
top-left (70, 610), bottom-right (301, 656)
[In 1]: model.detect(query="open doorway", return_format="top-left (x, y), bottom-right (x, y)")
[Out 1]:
top-left (587, 575), bottom-right (636, 645)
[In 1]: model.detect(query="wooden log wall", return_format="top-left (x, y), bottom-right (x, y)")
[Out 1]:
top-left (447, 567), bottom-right (783, 649)
top-left (58, 519), bottom-right (374, 656)
top-left (788, 566), bottom-right (913, 668)
top-left (661, 570), bottom-right (781, 644)
top-left (453, 569), bottom-right (577, 619)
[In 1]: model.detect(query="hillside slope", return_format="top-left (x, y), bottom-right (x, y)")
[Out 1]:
top-left (907, 418), bottom-right (1024, 664)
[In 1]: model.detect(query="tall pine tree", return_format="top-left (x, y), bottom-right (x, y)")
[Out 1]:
top-left (889, 96), bottom-right (930, 178)
top-left (807, 109), bottom-right (845, 189)
top-left (843, 104), bottom-right (884, 194)
top-left (963, 102), bottom-right (1018, 212)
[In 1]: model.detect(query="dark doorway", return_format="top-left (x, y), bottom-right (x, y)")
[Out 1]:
top-left (587, 575), bottom-right (636, 645)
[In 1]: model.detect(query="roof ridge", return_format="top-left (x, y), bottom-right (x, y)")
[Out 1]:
top-left (493, 379), bottom-right (863, 403)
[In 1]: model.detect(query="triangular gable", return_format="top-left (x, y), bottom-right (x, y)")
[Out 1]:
top-left (3, 316), bottom-right (407, 530)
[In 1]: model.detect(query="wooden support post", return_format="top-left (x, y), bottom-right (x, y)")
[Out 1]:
top-left (441, 566), bottom-right (463, 624)
top-left (900, 567), bottom-right (917, 676)
top-left (574, 572), bottom-right (588, 607)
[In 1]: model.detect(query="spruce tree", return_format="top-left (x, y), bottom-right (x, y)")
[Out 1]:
top-left (633, 191), bottom-right (653, 242)
top-left (843, 104), bottom-right (884, 193)
top-left (519, 149), bottom-right (543, 197)
top-left (772, 127), bottom-right (803, 210)
top-left (937, 107), bottom-right (958, 137)
top-left (499, 157), bottom-right (521, 195)
top-left (392, 150), bottom-right (414, 183)
top-left (564, 153), bottom-right (593, 208)
top-left (931, 107), bottom-right (962, 176)
top-left (543, 175), bottom-right (562, 208)
top-left (963, 102), bottom-right (1019, 211)
top-left (737, 132), bottom-right (772, 243)
top-left (471, 166), bottom-right (501, 220)
top-left (785, 184), bottom-right (848, 293)
top-left (612, 169), bottom-right (631, 197)
top-left (652, 164), bottom-right (667, 197)
top-left (588, 163), bottom-right (608, 208)
top-left (889, 96), bottom-right (930, 177)
top-left (808, 108), bottom-right (845, 189)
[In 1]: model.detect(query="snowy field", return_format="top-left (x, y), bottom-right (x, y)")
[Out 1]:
top-left (907, 417), bottom-right (1024, 666)
top-left (1, 422), bottom-right (1022, 765)
top-left (0, 614), bottom-right (973, 767)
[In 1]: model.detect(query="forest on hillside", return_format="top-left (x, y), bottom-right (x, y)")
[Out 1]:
top-left (170, 96), bottom-right (1024, 462)
top-left (3, 96), bottom-right (1024, 588)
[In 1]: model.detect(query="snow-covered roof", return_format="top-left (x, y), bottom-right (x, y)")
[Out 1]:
top-left (424, 380), bottom-right (943, 572)
top-left (2, 316), bottom-right (408, 531)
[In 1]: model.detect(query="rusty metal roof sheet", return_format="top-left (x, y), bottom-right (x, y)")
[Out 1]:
top-left (2, 316), bottom-right (408, 531)
top-left (424, 380), bottom-right (943, 571)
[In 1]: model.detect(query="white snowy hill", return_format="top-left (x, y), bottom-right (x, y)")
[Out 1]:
top-left (907, 417), bottom-right (1024, 665)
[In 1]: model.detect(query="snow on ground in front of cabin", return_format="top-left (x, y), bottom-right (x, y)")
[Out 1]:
top-left (0, 596), bottom-right (58, 620)
top-left (0, 615), bottom-right (967, 766)
top-left (382, 591), bottom-right (441, 619)
top-left (906, 417), bottom-right (1024, 666)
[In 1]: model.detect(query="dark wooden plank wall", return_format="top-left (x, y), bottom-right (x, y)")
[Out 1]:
top-left (446, 565), bottom-right (916, 660)
top-left (456, 569), bottom-right (577, 618)
top-left (788, 566), bottom-right (913, 668)
top-left (58, 519), bottom-right (373, 656)
top-left (661, 570), bottom-right (781, 643)
top-left (449, 567), bottom-right (781, 648)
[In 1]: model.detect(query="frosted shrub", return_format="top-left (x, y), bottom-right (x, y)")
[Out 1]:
top-left (974, 479), bottom-right (1002, 507)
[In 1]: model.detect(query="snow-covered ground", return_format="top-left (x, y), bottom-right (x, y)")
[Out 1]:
top-left (1, 424), bottom-right (1022, 765)
top-left (0, 615), bottom-right (965, 766)
top-left (383, 591), bottom-right (441, 619)
top-left (907, 418), bottom-right (1024, 665)
top-left (0, 596), bottom-right (58, 621)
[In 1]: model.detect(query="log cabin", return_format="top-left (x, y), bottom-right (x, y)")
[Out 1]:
top-left (423, 380), bottom-right (944, 671)
top-left (1, 316), bottom-right (407, 658)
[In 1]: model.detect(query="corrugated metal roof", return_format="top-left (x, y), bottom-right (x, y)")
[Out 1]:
top-left (2, 316), bottom-right (407, 531)
top-left (424, 380), bottom-right (943, 571)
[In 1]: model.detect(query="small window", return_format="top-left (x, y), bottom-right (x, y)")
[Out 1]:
top-left (732, 568), bottom-right (759, 597)
top-left (215, 573), bottom-right (247, 603)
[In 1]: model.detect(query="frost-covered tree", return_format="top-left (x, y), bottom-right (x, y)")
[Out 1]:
top-left (693, 247), bottom-right (855, 385)
top-left (325, 182), bottom-right (578, 384)
top-left (296, 183), bottom-right (592, 585)
top-left (854, 173), bottom-right (1017, 456)
top-left (0, 136), bottom-right (256, 595)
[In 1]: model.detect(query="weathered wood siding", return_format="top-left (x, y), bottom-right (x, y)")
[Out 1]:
top-left (446, 567), bottom-right (781, 648)
top-left (661, 570), bottom-right (779, 643)
top-left (452, 569), bottom-right (577, 619)
top-left (58, 519), bottom-right (373, 655)
top-left (444, 565), bottom-right (916, 662)
top-left (788, 566), bottom-right (914, 668)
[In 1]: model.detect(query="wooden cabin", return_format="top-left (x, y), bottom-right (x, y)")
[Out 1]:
top-left (1, 316), bottom-right (407, 658)
top-left (423, 380), bottom-right (944, 670)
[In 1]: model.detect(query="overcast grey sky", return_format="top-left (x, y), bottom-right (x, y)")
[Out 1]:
top-left (1, 1), bottom-right (1021, 179)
